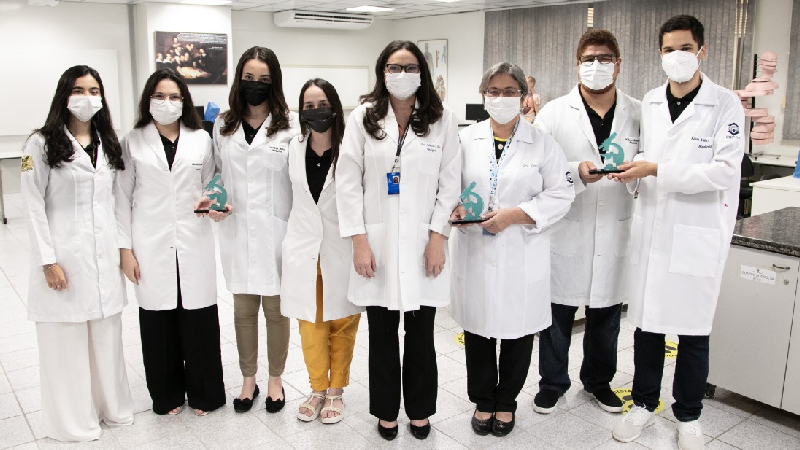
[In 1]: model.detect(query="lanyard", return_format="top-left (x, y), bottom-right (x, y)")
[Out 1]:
top-left (487, 119), bottom-right (520, 209)
top-left (391, 120), bottom-right (411, 173)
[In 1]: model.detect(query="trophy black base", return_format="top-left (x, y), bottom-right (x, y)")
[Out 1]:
top-left (194, 209), bottom-right (228, 214)
top-left (589, 169), bottom-right (624, 174)
top-left (450, 218), bottom-right (488, 225)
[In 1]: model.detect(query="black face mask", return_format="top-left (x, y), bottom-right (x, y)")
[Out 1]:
top-left (300, 107), bottom-right (336, 133)
top-left (239, 80), bottom-right (271, 106)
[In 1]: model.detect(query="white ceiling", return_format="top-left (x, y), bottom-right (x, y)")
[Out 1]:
top-left (57, 0), bottom-right (598, 20)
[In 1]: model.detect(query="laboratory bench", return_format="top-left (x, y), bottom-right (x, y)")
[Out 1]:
top-left (708, 207), bottom-right (800, 415)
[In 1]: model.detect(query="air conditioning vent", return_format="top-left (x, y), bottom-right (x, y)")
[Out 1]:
top-left (274, 10), bottom-right (374, 30)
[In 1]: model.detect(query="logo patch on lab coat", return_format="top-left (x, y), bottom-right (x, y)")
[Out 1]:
top-left (728, 123), bottom-right (740, 136)
top-left (566, 171), bottom-right (573, 185)
top-left (21, 155), bottom-right (33, 172)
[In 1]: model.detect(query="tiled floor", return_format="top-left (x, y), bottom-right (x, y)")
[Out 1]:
top-left (1, 191), bottom-right (799, 449)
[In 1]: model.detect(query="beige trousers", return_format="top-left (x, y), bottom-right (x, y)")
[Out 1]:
top-left (233, 294), bottom-right (290, 377)
top-left (36, 313), bottom-right (134, 442)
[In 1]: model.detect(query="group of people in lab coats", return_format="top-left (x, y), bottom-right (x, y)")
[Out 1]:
top-left (21, 13), bottom-right (742, 450)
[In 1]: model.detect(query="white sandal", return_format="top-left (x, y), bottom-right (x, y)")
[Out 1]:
top-left (320, 394), bottom-right (344, 424)
top-left (297, 392), bottom-right (326, 422)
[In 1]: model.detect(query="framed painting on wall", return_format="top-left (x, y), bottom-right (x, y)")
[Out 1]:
top-left (155, 31), bottom-right (228, 85)
top-left (418, 39), bottom-right (448, 102)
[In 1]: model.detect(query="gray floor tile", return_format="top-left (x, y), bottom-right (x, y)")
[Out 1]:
top-left (0, 415), bottom-right (34, 448)
top-left (0, 392), bottom-right (22, 420)
top-left (718, 418), bottom-right (800, 449)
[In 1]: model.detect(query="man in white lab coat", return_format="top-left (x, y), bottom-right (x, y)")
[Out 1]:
top-left (609, 15), bottom-right (744, 450)
top-left (533, 29), bottom-right (640, 415)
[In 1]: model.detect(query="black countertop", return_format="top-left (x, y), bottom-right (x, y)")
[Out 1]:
top-left (731, 207), bottom-right (800, 258)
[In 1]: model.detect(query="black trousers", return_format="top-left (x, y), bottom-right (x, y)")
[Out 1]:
top-left (631, 328), bottom-right (709, 422)
top-left (139, 275), bottom-right (226, 415)
top-left (464, 331), bottom-right (534, 413)
top-left (366, 305), bottom-right (437, 421)
top-left (538, 303), bottom-right (622, 395)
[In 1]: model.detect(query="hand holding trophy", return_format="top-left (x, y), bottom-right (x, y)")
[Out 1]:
top-left (194, 174), bottom-right (233, 222)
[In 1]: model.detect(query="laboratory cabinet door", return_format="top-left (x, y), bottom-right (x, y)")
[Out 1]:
top-left (708, 246), bottom-right (800, 408)
top-left (782, 287), bottom-right (800, 415)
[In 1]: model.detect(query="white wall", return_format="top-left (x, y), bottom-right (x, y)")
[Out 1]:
top-left (752, 0), bottom-right (799, 157)
top-left (231, 11), bottom-right (391, 112)
top-left (134, 3), bottom-right (233, 112)
top-left (0, 1), bottom-right (135, 194)
top-left (391, 11), bottom-right (486, 123)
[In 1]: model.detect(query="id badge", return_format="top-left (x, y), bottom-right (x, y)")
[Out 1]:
top-left (387, 172), bottom-right (400, 195)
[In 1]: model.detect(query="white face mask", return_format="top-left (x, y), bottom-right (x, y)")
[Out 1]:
top-left (67, 95), bottom-right (103, 122)
top-left (150, 99), bottom-right (183, 126)
top-left (484, 96), bottom-right (521, 125)
top-left (661, 49), bottom-right (701, 83)
top-left (385, 72), bottom-right (421, 100)
top-left (579, 60), bottom-right (616, 91)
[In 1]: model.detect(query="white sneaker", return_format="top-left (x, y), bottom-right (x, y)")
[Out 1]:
top-left (677, 420), bottom-right (704, 450)
top-left (612, 405), bottom-right (655, 443)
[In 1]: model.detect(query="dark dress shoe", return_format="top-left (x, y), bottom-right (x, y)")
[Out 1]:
top-left (264, 387), bottom-right (285, 413)
top-left (471, 411), bottom-right (494, 436)
top-left (409, 421), bottom-right (431, 440)
top-left (233, 385), bottom-right (260, 412)
top-left (377, 421), bottom-right (398, 441)
top-left (492, 412), bottom-right (515, 437)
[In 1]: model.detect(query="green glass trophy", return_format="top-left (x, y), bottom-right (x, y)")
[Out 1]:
top-left (451, 181), bottom-right (488, 224)
top-left (194, 174), bottom-right (228, 213)
top-left (590, 132), bottom-right (625, 174)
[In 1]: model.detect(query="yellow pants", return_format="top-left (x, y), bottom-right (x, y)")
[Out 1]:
top-left (298, 262), bottom-right (361, 391)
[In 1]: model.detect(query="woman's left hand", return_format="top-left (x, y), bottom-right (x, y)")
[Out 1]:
top-left (480, 208), bottom-right (518, 234)
top-left (424, 232), bottom-right (446, 278)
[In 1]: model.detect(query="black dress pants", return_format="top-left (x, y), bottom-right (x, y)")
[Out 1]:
top-left (139, 271), bottom-right (226, 415)
top-left (464, 331), bottom-right (535, 413)
top-left (366, 305), bottom-right (437, 421)
top-left (631, 328), bottom-right (709, 422)
top-left (539, 303), bottom-right (622, 395)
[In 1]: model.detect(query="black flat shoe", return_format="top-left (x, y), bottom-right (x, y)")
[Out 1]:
top-left (377, 421), bottom-right (398, 441)
top-left (265, 387), bottom-right (285, 413)
top-left (409, 421), bottom-right (431, 440)
top-left (233, 385), bottom-right (260, 413)
top-left (492, 412), bottom-right (515, 437)
top-left (471, 410), bottom-right (494, 436)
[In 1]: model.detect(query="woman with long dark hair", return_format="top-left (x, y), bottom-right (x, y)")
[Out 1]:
top-left (335, 40), bottom-right (461, 440)
top-left (22, 65), bottom-right (133, 441)
top-left (197, 46), bottom-right (300, 414)
top-left (281, 79), bottom-right (363, 424)
top-left (116, 68), bottom-right (225, 416)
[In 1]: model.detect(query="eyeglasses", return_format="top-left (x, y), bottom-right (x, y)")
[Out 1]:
top-left (152, 93), bottom-right (182, 102)
top-left (579, 54), bottom-right (617, 65)
top-left (385, 64), bottom-right (421, 74)
top-left (484, 88), bottom-right (522, 98)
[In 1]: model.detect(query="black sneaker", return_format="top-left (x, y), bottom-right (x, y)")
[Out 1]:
top-left (532, 389), bottom-right (560, 414)
top-left (591, 387), bottom-right (624, 413)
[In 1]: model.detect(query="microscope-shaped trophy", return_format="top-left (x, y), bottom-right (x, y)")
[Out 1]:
top-left (590, 132), bottom-right (625, 174)
top-left (451, 181), bottom-right (488, 224)
top-left (194, 174), bottom-right (228, 213)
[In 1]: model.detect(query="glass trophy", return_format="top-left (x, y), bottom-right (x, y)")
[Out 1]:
top-left (590, 132), bottom-right (625, 174)
top-left (450, 181), bottom-right (488, 224)
top-left (194, 174), bottom-right (228, 213)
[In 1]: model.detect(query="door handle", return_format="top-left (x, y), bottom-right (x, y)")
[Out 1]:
top-left (772, 264), bottom-right (791, 272)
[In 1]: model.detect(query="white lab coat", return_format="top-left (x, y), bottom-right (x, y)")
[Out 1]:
top-left (115, 123), bottom-right (217, 310)
top-left (22, 129), bottom-right (127, 322)
top-left (335, 103), bottom-right (461, 312)
top-left (627, 74), bottom-right (744, 336)
top-left (535, 86), bottom-right (641, 307)
top-left (280, 136), bottom-right (364, 322)
top-left (213, 113), bottom-right (300, 296)
top-left (449, 119), bottom-right (575, 339)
